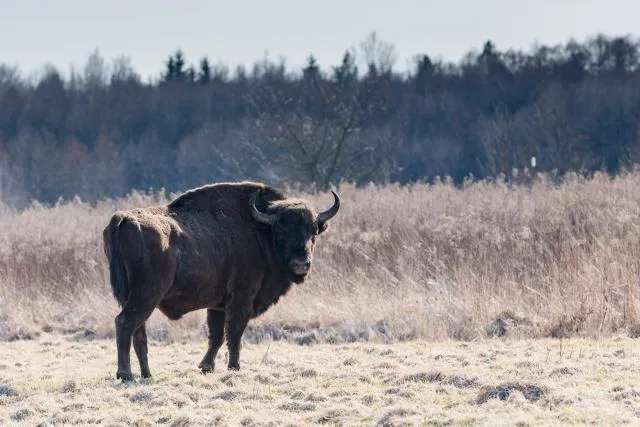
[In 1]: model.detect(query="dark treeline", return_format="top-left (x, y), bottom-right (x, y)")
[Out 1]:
top-left (2, 31), bottom-right (640, 205)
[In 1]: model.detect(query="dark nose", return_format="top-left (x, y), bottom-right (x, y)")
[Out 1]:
top-left (290, 259), bottom-right (311, 275)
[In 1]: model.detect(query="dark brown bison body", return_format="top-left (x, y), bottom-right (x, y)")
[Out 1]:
top-left (102, 181), bottom-right (339, 381)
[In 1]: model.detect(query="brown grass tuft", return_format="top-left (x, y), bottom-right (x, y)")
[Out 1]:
top-left (477, 382), bottom-right (546, 404)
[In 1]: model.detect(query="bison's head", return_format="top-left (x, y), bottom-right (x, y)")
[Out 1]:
top-left (250, 190), bottom-right (340, 283)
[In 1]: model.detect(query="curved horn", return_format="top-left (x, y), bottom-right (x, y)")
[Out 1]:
top-left (317, 190), bottom-right (340, 224)
top-left (250, 190), bottom-right (276, 225)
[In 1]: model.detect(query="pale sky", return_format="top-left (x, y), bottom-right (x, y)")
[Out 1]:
top-left (1, 0), bottom-right (638, 80)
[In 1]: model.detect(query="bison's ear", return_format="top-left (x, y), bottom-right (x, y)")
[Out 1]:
top-left (318, 221), bottom-right (329, 234)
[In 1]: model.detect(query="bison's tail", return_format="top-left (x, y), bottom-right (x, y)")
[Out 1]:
top-left (104, 215), bottom-right (128, 306)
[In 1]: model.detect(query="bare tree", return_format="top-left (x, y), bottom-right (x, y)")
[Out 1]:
top-left (83, 49), bottom-right (109, 90)
top-left (111, 55), bottom-right (140, 83)
top-left (0, 65), bottom-right (21, 87)
top-left (478, 108), bottom-right (517, 181)
top-left (0, 139), bottom-right (24, 205)
top-left (175, 122), bottom-right (274, 187)
top-left (358, 31), bottom-right (398, 75)
top-left (246, 76), bottom-right (399, 190)
top-left (523, 84), bottom-right (586, 173)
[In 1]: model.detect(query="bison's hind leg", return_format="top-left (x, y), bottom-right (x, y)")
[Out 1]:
top-left (133, 323), bottom-right (152, 379)
top-left (199, 309), bottom-right (225, 374)
top-left (115, 304), bottom-right (156, 382)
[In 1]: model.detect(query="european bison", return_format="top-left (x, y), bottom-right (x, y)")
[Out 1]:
top-left (102, 181), bottom-right (340, 381)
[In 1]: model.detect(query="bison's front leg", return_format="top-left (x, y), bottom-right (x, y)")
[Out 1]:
top-left (198, 309), bottom-right (225, 374)
top-left (224, 298), bottom-right (251, 371)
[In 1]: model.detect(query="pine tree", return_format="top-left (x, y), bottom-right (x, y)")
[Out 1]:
top-left (332, 50), bottom-right (358, 85)
top-left (163, 56), bottom-right (176, 82)
top-left (302, 55), bottom-right (320, 81)
top-left (414, 55), bottom-right (434, 94)
top-left (173, 50), bottom-right (186, 80)
top-left (186, 66), bottom-right (196, 83)
top-left (199, 57), bottom-right (211, 84)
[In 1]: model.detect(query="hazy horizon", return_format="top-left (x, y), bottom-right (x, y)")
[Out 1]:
top-left (1, 0), bottom-right (639, 80)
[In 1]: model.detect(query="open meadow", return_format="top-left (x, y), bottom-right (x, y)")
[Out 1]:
top-left (3, 172), bottom-right (640, 424)
top-left (2, 335), bottom-right (640, 426)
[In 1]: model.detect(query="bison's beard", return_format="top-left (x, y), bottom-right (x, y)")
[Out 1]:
top-left (290, 272), bottom-right (308, 284)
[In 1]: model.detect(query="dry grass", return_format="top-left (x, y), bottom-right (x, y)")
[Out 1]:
top-left (3, 171), bottom-right (640, 343)
top-left (2, 335), bottom-right (640, 425)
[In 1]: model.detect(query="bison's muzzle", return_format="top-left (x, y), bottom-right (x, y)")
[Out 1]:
top-left (290, 258), bottom-right (311, 275)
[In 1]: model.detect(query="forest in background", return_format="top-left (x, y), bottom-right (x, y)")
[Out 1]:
top-left (1, 31), bottom-right (640, 205)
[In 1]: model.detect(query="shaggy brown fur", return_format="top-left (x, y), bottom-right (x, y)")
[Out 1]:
top-left (102, 181), bottom-right (339, 381)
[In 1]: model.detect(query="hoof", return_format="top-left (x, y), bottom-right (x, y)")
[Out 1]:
top-left (198, 362), bottom-right (214, 374)
top-left (116, 371), bottom-right (135, 382)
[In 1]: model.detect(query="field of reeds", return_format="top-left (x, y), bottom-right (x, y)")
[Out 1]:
top-left (3, 171), bottom-right (640, 344)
